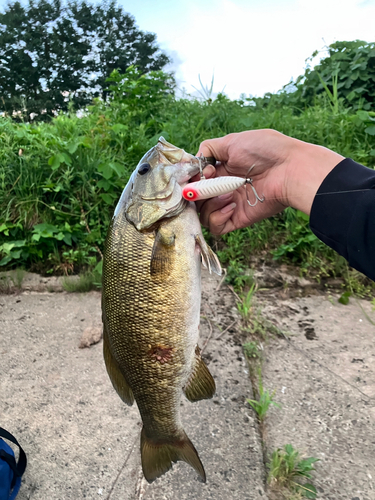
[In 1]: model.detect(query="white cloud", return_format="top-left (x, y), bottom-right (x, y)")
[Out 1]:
top-left (123, 0), bottom-right (375, 99)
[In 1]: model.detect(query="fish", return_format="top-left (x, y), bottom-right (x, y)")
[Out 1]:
top-left (102, 137), bottom-right (222, 483)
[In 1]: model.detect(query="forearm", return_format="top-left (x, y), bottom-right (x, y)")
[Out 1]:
top-left (309, 158), bottom-right (375, 281)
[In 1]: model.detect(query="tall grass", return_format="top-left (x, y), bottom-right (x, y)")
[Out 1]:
top-left (0, 69), bottom-right (374, 287)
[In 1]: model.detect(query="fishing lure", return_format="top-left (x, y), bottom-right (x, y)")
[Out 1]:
top-left (182, 176), bottom-right (246, 201)
top-left (182, 176), bottom-right (265, 206)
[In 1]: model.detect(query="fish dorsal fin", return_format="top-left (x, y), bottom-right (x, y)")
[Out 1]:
top-left (195, 234), bottom-right (222, 276)
top-left (184, 346), bottom-right (216, 402)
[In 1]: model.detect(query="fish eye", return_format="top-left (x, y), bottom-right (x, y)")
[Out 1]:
top-left (138, 163), bottom-right (151, 176)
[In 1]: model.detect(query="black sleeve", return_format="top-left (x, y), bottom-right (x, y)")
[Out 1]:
top-left (309, 158), bottom-right (375, 282)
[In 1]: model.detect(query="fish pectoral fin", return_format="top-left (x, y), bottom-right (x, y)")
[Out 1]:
top-left (103, 325), bottom-right (134, 406)
top-left (141, 428), bottom-right (206, 483)
top-left (195, 234), bottom-right (222, 276)
top-left (183, 346), bottom-right (216, 402)
top-left (150, 227), bottom-right (175, 280)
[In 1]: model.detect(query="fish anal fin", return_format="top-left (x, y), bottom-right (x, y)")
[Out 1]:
top-left (195, 234), bottom-right (222, 276)
top-left (184, 346), bottom-right (216, 402)
top-left (141, 428), bottom-right (206, 483)
top-left (103, 325), bottom-right (134, 406)
top-left (150, 227), bottom-right (175, 280)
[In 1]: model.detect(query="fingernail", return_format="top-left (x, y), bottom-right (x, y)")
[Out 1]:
top-left (218, 192), bottom-right (233, 201)
top-left (202, 165), bottom-right (215, 176)
top-left (221, 202), bottom-right (236, 214)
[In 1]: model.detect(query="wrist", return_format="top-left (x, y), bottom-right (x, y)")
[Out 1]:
top-left (284, 138), bottom-right (344, 215)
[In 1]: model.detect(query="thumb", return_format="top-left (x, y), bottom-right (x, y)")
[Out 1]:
top-left (197, 135), bottom-right (232, 163)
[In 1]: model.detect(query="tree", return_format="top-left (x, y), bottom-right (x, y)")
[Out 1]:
top-left (0, 0), bottom-right (171, 120)
top-left (296, 40), bottom-right (375, 111)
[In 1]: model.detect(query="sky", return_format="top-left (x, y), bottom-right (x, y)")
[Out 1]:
top-left (117, 0), bottom-right (375, 99)
top-left (0, 0), bottom-right (374, 99)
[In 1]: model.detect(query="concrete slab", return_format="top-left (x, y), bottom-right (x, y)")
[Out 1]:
top-left (259, 294), bottom-right (375, 500)
top-left (0, 269), bottom-right (266, 499)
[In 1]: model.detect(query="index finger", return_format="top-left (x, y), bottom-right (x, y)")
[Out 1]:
top-left (197, 135), bottom-right (234, 163)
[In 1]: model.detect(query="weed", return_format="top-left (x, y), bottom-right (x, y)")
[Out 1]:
top-left (372, 298), bottom-right (375, 311)
top-left (62, 272), bottom-right (99, 293)
top-left (267, 444), bottom-right (319, 499)
top-left (247, 373), bottom-right (280, 423)
top-left (10, 268), bottom-right (25, 289)
top-left (243, 341), bottom-right (263, 360)
top-left (0, 274), bottom-right (12, 293)
top-left (237, 283), bottom-right (257, 320)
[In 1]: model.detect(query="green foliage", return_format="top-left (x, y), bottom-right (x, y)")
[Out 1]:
top-left (243, 341), bottom-right (262, 360)
top-left (0, 53), bottom-right (375, 287)
top-left (62, 271), bottom-right (100, 292)
top-left (247, 374), bottom-right (280, 423)
top-left (268, 444), bottom-right (319, 499)
top-left (297, 41), bottom-right (375, 111)
top-left (237, 283), bottom-right (257, 320)
top-left (338, 291), bottom-right (351, 305)
top-left (0, 0), bottom-right (171, 120)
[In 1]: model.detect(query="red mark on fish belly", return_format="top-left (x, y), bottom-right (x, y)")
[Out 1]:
top-left (148, 345), bottom-right (174, 364)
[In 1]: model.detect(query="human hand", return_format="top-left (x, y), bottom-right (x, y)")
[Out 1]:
top-left (193, 129), bottom-right (343, 235)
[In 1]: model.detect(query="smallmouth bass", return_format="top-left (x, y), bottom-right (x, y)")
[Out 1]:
top-left (102, 137), bottom-right (221, 483)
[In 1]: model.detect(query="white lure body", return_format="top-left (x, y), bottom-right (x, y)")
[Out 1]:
top-left (182, 176), bottom-right (246, 201)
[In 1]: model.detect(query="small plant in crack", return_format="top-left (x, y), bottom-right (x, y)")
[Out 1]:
top-left (268, 444), bottom-right (319, 499)
top-left (247, 373), bottom-right (281, 423)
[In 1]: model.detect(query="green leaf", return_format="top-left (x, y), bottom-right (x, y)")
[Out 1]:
top-left (0, 240), bottom-right (26, 252)
top-left (48, 153), bottom-right (66, 170)
top-left (94, 260), bottom-right (103, 275)
top-left (0, 255), bottom-right (12, 266)
top-left (241, 116), bottom-right (255, 128)
top-left (97, 179), bottom-right (111, 191)
top-left (338, 291), bottom-right (351, 305)
top-left (32, 223), bottom-right (60, 240)
top-left (67, 140), bottom-right (82, 154)
top-left (111, 124), bottom-right (128, 134)
top-left (98, 163), bottom-right (113, 180)
top-left (109, 162), bottom-right (124, 177)
top-left (63, 233), bottom-right (72, 246)
top-left (61, 152), bottom-right (72, 166)
top-left (302, 483), bottom-right (317, 499)
top-left (0, 223), bottom-right (9, 235)
top-left (365, 125), bottom-right (375, 135)
top-left (356, 110), bottom-right (369, 122)
top-left (100, 193), bottom-right (115, 204)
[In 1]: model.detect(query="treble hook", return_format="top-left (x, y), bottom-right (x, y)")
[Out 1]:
top-left (244, 178), bottom-right (265, 207)
top-left (244, 163), bottom-right (265, 207)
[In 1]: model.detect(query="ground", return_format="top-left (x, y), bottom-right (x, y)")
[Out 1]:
top-left (0, 268), bottom-right (374, 500)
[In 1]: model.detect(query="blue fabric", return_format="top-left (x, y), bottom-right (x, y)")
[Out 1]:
top-left (0, 439), bottom-right (21, 500)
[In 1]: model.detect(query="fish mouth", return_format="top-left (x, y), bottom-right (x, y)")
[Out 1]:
top-left (140, 162), bottom-right (200, 202)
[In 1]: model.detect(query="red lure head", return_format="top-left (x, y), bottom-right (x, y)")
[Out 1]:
top-left (182, 185), bottom-right (199, 201)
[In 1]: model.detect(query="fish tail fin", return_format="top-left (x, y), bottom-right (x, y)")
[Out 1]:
top-left (140, 427), bottom-right (206, 483)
